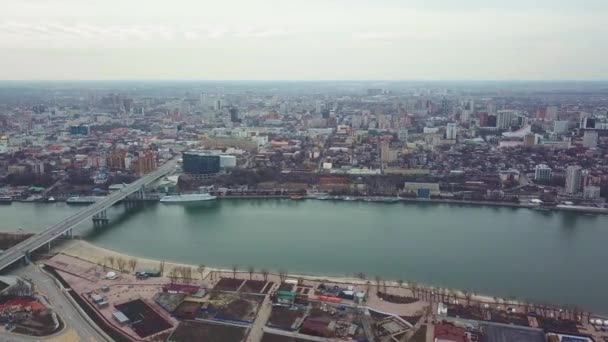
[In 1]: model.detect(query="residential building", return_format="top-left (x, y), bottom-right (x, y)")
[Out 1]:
top-left (534, 164), bottom-right (552, 182)
top-left (565, 165), bottom-right (583, 195)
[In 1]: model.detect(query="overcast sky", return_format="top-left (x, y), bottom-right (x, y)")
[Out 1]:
top-left (1, 0), bottom-right (607, 80)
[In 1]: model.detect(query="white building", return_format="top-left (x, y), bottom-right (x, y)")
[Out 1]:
top-left (565, 165), bottom-right (583, 195)
top-left (534, 164), bottom-right (552, 182)
top-left (583, 186), bottom-right (601, 200)
top-left (219, 155), bottom-right (237, 168)
top-left (0, 135), bottom-right (8, 154)
top-left (446, 123), bottom-right (458, 140)
top-left (496, 110), bottom-right (516, 130)
top-left (583, 130), bottom-right (598, 148)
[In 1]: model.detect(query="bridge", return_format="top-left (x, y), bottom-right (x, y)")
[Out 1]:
top-left (0, 157), bottom-right (179, 271)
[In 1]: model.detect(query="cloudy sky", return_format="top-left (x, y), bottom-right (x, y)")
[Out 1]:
top-left (1, 0), bottom-right (607, 80)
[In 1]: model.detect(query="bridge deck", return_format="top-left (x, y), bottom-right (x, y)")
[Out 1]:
top-left (0, 158), bottom-right (178, 271)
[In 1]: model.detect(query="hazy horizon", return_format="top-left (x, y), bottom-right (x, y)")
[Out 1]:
top-left (2, 0), bottom-right (608, 81)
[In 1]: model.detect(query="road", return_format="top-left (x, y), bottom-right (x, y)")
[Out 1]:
top-left (0, 263), bottom-right (110, 342)
top-left (0, 158), bottom-right (178, 272)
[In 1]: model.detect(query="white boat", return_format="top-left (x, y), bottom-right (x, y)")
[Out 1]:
top-left (160, 193), bottom-right (217, 203)
top-left (66, 196), bottom-right (105, 204)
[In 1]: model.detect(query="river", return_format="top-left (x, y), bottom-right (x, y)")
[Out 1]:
top-left (1, 200), bottom-right (607, 314)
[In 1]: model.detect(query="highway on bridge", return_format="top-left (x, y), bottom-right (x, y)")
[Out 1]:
top-left (0, 157), bottom-right (178, 272)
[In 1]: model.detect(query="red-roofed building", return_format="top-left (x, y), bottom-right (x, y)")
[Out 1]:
top-left (434, 323), bottom-right (466, 342)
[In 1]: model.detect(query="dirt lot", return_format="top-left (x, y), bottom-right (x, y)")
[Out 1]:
top-left (214, 278), bottom-right (245, 292)
top-left (11, 309), bottom-right (60, 336)
top-left (267, 306), bottom-right (306, 329)
top-left (204, 292), bottom-right (263, 322)
top-left (262, 282), bottom-right (275, 294)
top-left (239, 280), bottom-right (267, 293)
top-left (261, 333), bottom-right (315, 342)
top-left (115, 299), bottom-right (173, 338)
top-left (168, 320), bottom-right (247, 342)
top-left (173, 300), bottom-right (202, 319)
top-left (377, 291), bottom-right (418, 304)
top-left (154, 292), bottom-right (186, 312)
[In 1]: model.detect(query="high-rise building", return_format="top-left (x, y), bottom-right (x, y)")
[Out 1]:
top-left (554, 121), bottom-right (569, 134)
top-left (380, 142), bottom-right (397, 163)
top-left (135, 150), bottom-right (157, 175)
top-left (183, 152), bottom-right (221, 175)
top-left (478, 112), bottom-right (489, 127)
top-left (106, 150), bottom-right (127, 170)
top-left (580, 115), bottom-right (595, 129)
top-left (582, 130), bottom-right (598, 148)
top-left (534, 164), bottom-right (552, 182)
top-left (446, 123), bottom-right (458, 140)
top-left (565, 165), bottom-right (583, 195)
top-left (460, 110), bottom-right (471, 124)
top-left (214, 99), bottom-right (222, 111)
top-left (523, 133), bottom-right (536, 147)
top-left (546, 106), bottom-right (558, 121)
top-left (496, 110), bottom-right (515, 130)
top-left (229, 107), bottom-right (240, 123)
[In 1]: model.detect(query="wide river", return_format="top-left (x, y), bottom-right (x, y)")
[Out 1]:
top-left (1, 200), bottom-right (607, 313)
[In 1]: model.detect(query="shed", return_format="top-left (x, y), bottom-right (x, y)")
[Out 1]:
top-left (113, 311), bottom-right (130, 325)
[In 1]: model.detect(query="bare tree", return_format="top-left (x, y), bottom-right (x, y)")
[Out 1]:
top-left (279, 270), bottom-right (287, 283)
top-left (128, 258), bottom-right (138, 273)
top-left (248, 266), bottom-right (255, 280)
top-left (355, 272), bottom-right (366, 280)
top-left (232, 264), bottom-right (239, 279)
top-left (464, 291), bottom-right (472, 305)
top-left (159, 260), bottom-right (165, 276)
top-left (374, 276), bottom-right (381, 293)
top-left (197, 264), bottom-right (206, 281)
top-left (261, 268), bottom-right (269, 282)
top-left (107, 256), bottom-right (115, 269)
top-left (116, 258), bottom-right (127, 273)
top-left (168, 268), bottom-right (178, 284)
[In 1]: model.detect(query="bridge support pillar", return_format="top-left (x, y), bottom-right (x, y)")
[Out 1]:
top-left (24, 250), bottom-right (31, 264)
top-left (92, 209), bottom-right (109, 228)
top-left (63, 228), bottom-right (73, 238)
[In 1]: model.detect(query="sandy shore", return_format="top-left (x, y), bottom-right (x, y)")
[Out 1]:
top-left (57, 239), bottom-right (505, 306)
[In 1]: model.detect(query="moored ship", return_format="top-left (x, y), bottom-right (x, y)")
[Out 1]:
top-left (66, 196), bottom-right (105, 204)
top-left (160, 193), bottom-right (217, 203)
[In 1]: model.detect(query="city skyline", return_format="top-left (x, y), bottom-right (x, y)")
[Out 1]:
top-left (1, 0), bottom-right (608, 80)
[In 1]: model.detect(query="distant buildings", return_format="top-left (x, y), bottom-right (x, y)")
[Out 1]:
top-left (534, 164), bottom-right (552, 182)
top-left (446, 123), bottom-right (458, 140)
top-left (565, 165), bottom-right (583, 195)
top-left (583, 131), bottom-right (598, 148)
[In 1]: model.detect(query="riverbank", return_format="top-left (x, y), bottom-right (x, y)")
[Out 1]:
top-left (10, 195), bottom-right (608, 214)
top-left (56, 239), bottom-right (606, 321)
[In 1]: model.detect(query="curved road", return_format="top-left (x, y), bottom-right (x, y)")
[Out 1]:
top-left (1, 264), bottom-right (110, 342)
